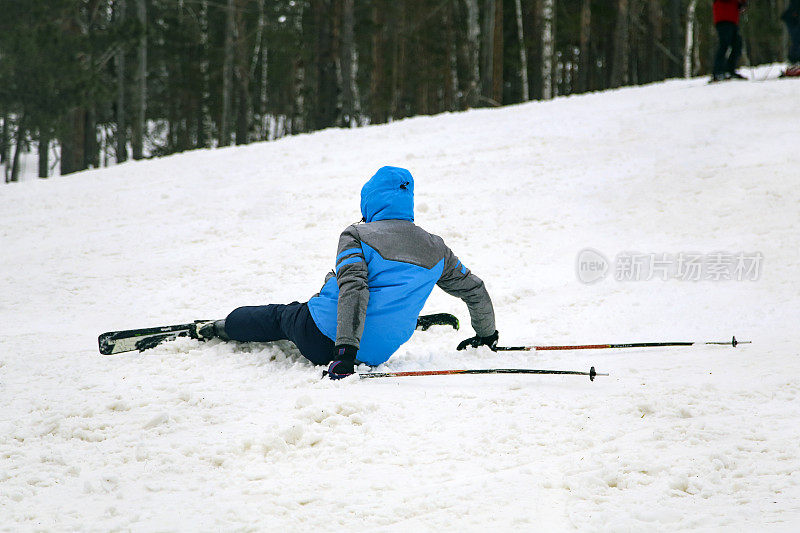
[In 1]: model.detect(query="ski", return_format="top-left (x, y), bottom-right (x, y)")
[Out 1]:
top-left (357, 366), bottom-right (607, 381)
top-left (98, 321), bottom-right (205, 355)
top-left (494, 335), bottom-right (749, 352)
top-left (98, 313), bottom-right (460, 355)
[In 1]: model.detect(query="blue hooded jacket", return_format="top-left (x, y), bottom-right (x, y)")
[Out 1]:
top-left (307, 166), bottom-right (448, 365)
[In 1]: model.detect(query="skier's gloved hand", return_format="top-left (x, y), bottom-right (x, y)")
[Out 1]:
top-left (324, 344), bottom-right (358, 380)
top-left (456, 330), bottom-right (499, 351)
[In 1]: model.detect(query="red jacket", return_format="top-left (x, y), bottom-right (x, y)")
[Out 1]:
top-left (714, 0), bottom-right (746, 25)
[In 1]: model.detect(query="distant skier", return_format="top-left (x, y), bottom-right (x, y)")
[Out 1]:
top-left (193, 166), bottom-right (498, 379)
top-left (782, 0), bottom-right (800, 76)
top-left (711, 0), bottom-right (748, 82)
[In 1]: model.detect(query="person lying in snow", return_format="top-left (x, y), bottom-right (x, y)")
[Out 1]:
top-left (193, 166), bottom-right (497, 379)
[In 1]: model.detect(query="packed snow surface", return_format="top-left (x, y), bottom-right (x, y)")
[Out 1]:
top-left (2, 68), bottom-right (800, 531)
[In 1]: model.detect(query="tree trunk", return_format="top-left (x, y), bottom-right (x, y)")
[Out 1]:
top-left (61, 108), bottom-right (86, 175)
top-left (341, 0), bottom-right (356, 126)
top-left (292, 7), bottom-right (306, 134)
top-left (611, 0), bottom-right (630, 88)
top-left (463, 0), bottom-right (480, 107)
top-left (234, 0), bottom-right (251, 145)
top-left (629, 3), bottom-right (639, 85)
top-left (256, 0), bottom-right (269, 139)
top-left (85, 104), bottom-right (99, 169)
top-left (370, 2), bottom-right (387, 123)
top-left (541, 0), bottom-right (555, 99)
top-left (131, 0), bottom-right (146, 159)
top-left (235, 83), bottom-right (250, 145)
top-left (313, 0), bottom-right (338, 130)
top-left (10, 117), bottom-right (25, 182)
top-left (116, 0), bottom-right (127, 162)
top-left (514, 0), bottom-right (529, 101)
top-left (669, 0), bottom-right (682, 77)
top-left (578, 0), bottom-right (591, 92)
top-left (220, 0), bottom-right (235, 146)
top-left (38, 130), bottom-right (50, 178)
top-left (442, 0), bottom-right (459, 111)
top-left (391, 0), bottom-right (406, 117)
top-left (481, 0), bottom-right (495, 102)
top-left (0, 115), bottom-right (9, 168)
top-left (648, 0), bottom-right (663, 83)
top-left (198, 0), bottom-right (213, 148)
top-left (492, 0), bottom-right (503, 104)
top-left (684, 0), bottom-right (697, 78)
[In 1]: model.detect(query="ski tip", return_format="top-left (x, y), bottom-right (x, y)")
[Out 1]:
top-left (98, 333), bottom-right (113, 355)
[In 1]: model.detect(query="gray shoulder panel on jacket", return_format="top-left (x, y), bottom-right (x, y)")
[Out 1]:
top-left (355, 220), bottom-right (445, 269)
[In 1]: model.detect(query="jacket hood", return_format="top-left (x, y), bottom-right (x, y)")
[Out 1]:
top-left (360, 166), bottom-right (415, 223)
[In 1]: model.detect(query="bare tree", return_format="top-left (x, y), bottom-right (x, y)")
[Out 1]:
top-left (492, 0), bottom-right (503, 104)
top-left (220, 0), bottom-right (235, 146)
top-left (258, 2), bottom-right (269, 139)
top-left (684, 0), bottom-right (698, 78)
top-left (341, 0), bottom-right (357, 126)
top-left (292, 5), bottom-right (306, 134)
top-left (198, 0), bottom-right (213, 147)
top-left (611, 0), bottom-right (630, 87)
top-left (648, 0), bottom-right (663, 83)
top-left (131, 0), bottom-right (146, 159)
top-left (9, 117), bottom-right (24, 182)
top-left (234, 0), bottom-right (251, 145)
top-left (444, 0), bottom-right (460, 111)
top-left (391, 0), bottom-right (407, 117)
top-left (462, 0), bottom-right (481, 108)
top-left (541, 0), bottom-right (555, 99)
top-left (668, 0), bottom-right (682, 77)
top-left (115, 0), bottom-right (127, 163)
top-left (370, 2), bottom-right (386, 123)
top-left (1, 116), bottom-right (9, 172)
top-left (481, 0), bottom-right (495, 102)
top-left (514, 0), bottom-right (529, 101)
top-left (38, 130), bottom-right (49, 178)
top-left (578, 0), bottom-right (591, 92)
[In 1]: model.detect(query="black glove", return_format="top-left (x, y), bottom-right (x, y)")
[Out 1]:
top-left (324, 344), bottom-right (358, 380)
top-left (456, 330), bottom-right (499, 351)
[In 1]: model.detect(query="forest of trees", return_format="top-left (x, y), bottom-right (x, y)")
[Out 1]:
top-left (0, 0), bottom-right (791, 181)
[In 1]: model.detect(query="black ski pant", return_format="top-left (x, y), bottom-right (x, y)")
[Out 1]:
top-left (713, 22), bottom-right (742, 76)
top-left (224, 302), bottom-right (335, 365)
top-left (788, 23), bottom-right (800, 64)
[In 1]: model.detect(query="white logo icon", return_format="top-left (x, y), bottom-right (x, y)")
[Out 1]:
top-left (576, 248), bottom-right (609, 284)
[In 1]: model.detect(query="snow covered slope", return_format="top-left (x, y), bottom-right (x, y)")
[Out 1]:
top-left (2, 68), bottom-right (800, 531)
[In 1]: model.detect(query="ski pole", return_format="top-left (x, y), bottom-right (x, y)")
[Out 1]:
top-left (495, 335), bottom-right (749, 352)
top-left (358, 366), bottom-right (607, 381)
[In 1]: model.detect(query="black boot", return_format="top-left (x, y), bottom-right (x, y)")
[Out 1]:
top-left (191, 319), bottom-right (230, 341)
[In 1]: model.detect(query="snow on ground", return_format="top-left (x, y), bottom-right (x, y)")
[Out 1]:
top-left (2, 67), bottom-right (800, 531)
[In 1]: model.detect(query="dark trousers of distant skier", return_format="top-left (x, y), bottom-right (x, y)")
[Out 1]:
top-left (784, 0), bottom-right (800, 64)
top-left (790, 26), bottom-right (800, 64)
top-left (713, 22), bottom-right (742, 77)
